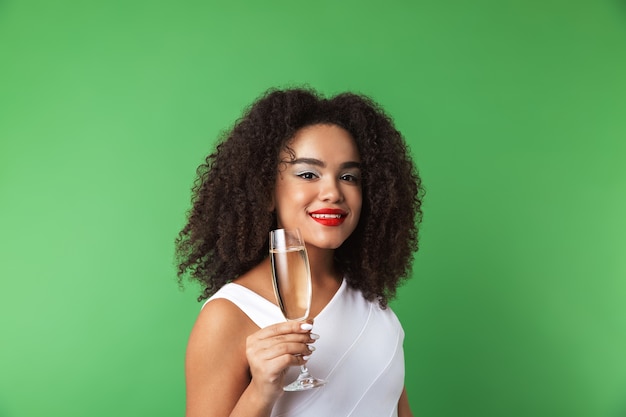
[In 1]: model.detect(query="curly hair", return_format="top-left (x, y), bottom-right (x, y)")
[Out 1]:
top-left (175, 87), bottom-right (424, 307)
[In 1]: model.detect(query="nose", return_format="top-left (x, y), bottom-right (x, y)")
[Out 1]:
top-left (319, 178), bottom-right (343, 203)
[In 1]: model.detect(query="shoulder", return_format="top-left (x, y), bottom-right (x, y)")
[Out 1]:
top-left (185, 295), bottom-right (259, 416)
top-left (191, 296), bottom-right (254, 349)
top-left (188, 288), bottom-right (263, 367)
top-left (344, 283), bottom-right (404, 331)
top-left (185, 296), bottom-right (258, 395)
top-left (188, 259), bottom-right (274, 349)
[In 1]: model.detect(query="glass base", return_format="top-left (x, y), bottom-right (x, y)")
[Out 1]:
top-left (283, 370), bottom-right (327, 391)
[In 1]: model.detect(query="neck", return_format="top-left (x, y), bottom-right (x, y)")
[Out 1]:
top-left (306, 246), bottom-right (341, 285)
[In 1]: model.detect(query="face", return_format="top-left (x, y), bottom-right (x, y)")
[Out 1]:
top-left (272, 124), bottom-right (362, 251)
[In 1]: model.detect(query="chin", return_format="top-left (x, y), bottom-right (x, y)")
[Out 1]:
top-left (306, 236), bottom-right (348, 251)
top-left (301, 226), bottom-right (356, 251)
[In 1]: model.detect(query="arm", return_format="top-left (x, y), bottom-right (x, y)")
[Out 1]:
top-left (398, 386), bottom-right (414, 417)
top-left (185, 298), bottom-right (314, 417)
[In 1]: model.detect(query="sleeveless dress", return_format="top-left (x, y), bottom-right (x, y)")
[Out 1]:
top-left (203, 279), bottom-right (406, 417)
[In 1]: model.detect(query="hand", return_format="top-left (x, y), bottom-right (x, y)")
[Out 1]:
top-left (245, 321), bottom-right (317, 399)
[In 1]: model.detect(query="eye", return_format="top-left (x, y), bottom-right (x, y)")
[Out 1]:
top-left (297, 171), bottom-right (318, 180)
top-left (340, 173), bottom-right (360, 183)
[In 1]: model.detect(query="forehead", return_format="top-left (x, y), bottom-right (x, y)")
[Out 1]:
top-left (285, 124), bottom-right (360, 161)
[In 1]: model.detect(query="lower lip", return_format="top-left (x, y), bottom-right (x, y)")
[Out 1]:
top-left (310, 215), bottom-right (346, 227)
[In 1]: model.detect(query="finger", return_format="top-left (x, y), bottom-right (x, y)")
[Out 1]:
top-left (248, 354), bottom-right (301, 386)
top-left (252, 321), bottom-right (316, 342)
top-left (248, 345), bottom-right (312, 382)
top-left (254, 341), bottom-right (315, 361)
top-left (248, 331), bottom-right (317, 352)
top-left (261, 349), bottom-right (308, 372)
top-left (271, 348), bottom-right (312, 369)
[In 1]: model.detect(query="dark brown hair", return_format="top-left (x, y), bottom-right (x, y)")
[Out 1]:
top-left (175, 87), bottom-right (424, 307)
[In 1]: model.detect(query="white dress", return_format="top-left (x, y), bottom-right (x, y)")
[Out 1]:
top-left (203, 279), bottom-right (406, 417)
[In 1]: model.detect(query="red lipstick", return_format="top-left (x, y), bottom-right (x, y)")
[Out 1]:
top-left (309, 209), bottom-right (347, 227)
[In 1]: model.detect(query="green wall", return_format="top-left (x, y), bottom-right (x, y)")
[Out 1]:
top-left (1, 1), bottom-right (625, 416)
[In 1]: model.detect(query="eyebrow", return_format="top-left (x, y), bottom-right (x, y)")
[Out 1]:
top-left (289, 158), bottom-right (361, 170)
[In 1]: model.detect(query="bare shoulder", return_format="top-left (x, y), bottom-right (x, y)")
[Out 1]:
top-left (195, 296), bottom-right (254, 335)
top-left (186, 297), bottom-right (258, 417)
top-left (187, 296), bottom-right (256, 367)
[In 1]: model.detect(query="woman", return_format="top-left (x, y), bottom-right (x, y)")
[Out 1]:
top-left (176, 88), bottom-right (423, 417)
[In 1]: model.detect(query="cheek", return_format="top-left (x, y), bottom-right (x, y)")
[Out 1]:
top-left (351, 189), bottom-right (363, 213)
top-left (274, 185), bottom-right (308, 217)
top-left (280, 187), bottom-right (309, 206)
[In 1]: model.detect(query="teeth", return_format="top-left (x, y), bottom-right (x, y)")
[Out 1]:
top-left (311, 214), bottom-right (342, 219)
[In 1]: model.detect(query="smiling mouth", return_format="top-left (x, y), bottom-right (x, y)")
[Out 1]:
top-left (310, 213), bottom-right (343, 219)
top-left (309, 210), bottom-right (347, 226)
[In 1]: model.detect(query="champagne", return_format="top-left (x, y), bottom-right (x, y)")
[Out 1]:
top-left (269, 229), bottom-right (327, 390)
top-left (270, 247), bottom-right (311, 320)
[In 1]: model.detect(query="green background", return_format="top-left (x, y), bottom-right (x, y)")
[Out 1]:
top-left (1, 1), bottom-right (625, 416)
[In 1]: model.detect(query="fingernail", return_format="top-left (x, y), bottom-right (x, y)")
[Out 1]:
top-left (302, 355), bottom-right (311, 361)
top-left (310, 333), bottom-right (320, 340)
top-left (300, 323), bottom-right (314, 331)
top-left (308, 345), bottom-right (316, 351)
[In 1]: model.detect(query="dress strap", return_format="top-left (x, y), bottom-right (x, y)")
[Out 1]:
top-left (202, 283), bottom-right (285, 329)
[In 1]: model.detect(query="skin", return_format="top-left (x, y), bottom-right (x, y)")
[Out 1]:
top-left (185, 124), bottom-right (413, 417)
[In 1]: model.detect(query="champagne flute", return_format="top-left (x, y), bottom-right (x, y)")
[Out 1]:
top-left (269, 228), bottom-right (327, 391)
